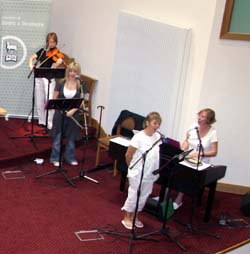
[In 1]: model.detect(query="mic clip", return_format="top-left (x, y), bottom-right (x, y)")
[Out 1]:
top-left (75, 76), bottom-right (84, 82)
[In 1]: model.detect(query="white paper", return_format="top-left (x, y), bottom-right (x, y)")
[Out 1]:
top-left (179, 160), bottom-right (211, 171)
top-left (110, 136), bottom-right (130, 147)
top-left (132, 129), bottom-right (140, 135)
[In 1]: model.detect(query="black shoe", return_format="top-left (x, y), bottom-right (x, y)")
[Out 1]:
top-left (38, 124), bottom-right (46, 128)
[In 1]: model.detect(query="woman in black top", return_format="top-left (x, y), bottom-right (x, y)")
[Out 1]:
top-left (50, 62), bottom-right (84, 167)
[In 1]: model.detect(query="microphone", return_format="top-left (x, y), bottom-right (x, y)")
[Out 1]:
top-left (75, 76), bottom-right (89, 94)
top-left (187, 126), bottom-right (198, 133)
top-left (195, 126), bottom-right (204, 157)
top-left (78, 108), bottom-right (88, 113)
top-left (75, 76), bottom-right (83, 82)
top-left (195, 126), bottom-right (201, 139)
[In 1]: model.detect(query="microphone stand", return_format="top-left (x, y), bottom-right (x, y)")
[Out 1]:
top-left (70, 109), bottom-right (99, 184)
top-left (129, 136), bottom-right (162, 169)
top-left (35, 109), bottom-right (76, 187)
top-left (195, 127), bottom-right (204, 171)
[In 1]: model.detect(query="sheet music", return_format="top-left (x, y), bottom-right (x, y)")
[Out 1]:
top-left (132, 129), bottom-right (140, 135)
top-left (110, 137), bottom-right (130, 147)
top-left (179, 160), bottom-right (211, 171)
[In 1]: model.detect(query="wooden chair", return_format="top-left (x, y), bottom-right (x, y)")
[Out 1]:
top-left (79, 73), bottom-right (97, 126)
top-left (95, 116), bottom-right (135, 176)
top-left (0, 107), bottom-right (7, 115)
top-left (59, 53), bottom-right (97, 126)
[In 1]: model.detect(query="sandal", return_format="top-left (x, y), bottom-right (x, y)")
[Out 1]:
top-left (121, 220), bottom-right (133, 230)
top-left (135, 219), bottom-right (144, 228)
top-left (173, 202), bottom-right (183, 210)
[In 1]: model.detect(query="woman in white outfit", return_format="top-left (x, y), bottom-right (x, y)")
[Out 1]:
top-left (121, 112), bottom-right (162, 230)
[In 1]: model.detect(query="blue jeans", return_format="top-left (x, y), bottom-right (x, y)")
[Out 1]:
top-left (50, 132), bottom-right (76, 163)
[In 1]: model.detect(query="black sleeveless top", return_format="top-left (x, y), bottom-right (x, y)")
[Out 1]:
top-left (50, 80), bottom-right (83, 141)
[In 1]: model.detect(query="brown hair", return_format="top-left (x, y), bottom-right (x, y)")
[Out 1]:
top-left (46, 32), bottom-right (58, 45)
top-left (198, 108), bottom-right (216, 124)
top-left (143, 111), bottom-right (162, 128)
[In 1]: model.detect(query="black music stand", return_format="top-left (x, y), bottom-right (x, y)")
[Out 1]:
top-left (35, 97), bottom-right (83, 188)
top-left (172, 159), bottom-right (220, 239)
top-left (139, 150), bottom-right (195, 252)
top-left (11, 68), bottom-right (65, 149)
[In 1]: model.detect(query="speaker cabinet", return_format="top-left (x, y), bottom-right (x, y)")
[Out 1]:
top-left (240, 192), bottom-right (250, 217)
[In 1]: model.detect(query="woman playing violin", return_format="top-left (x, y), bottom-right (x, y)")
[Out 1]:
top-left (29, 32), bottom-right (64, 129)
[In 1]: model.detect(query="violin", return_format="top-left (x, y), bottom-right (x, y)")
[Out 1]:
top-left (46, 47), bottom-right (64, 62)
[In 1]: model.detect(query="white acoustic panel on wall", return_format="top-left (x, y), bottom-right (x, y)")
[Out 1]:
top-left (106, 11), bottom-right (191, 138)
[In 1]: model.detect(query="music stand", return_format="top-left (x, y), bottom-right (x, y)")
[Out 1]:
top-left (11, 68), bottom-right (65, 149)
top-left (139, 150), bottom-right (195, 252)
top-left (35, 97), bottom-right (83, 188)
top-left (168, 152), bottom-right (220, 239)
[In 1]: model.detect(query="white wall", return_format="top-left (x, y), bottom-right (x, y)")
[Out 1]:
top-left (200, 0), bottom-right (250, 187)
top-left (50, 0), bottom-right (217, 136)
top-left (50, 0), bottom-right (250, 187)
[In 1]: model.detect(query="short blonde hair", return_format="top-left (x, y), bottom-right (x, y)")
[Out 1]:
top-left (198, 108), bottom-right (216, 124)
top-left (143, 111), bottom-right (162, 128)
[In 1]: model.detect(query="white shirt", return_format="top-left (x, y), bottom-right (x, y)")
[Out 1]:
top-left (63, 86), bottom-right (76, 99)
top-left (187, 123), bottom-right (218, 163)
top-left (128, 130), bottom-right (161, 181)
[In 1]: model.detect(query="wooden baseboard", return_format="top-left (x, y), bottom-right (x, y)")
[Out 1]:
top-left (215, 238), bottom-right (250, 254)
top-left (217, 182), bottom-right (250, 195)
